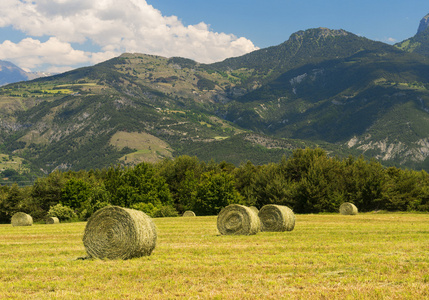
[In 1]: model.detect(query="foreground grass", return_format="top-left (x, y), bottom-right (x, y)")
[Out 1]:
top-left (1, 213), bottom-right (428, 299)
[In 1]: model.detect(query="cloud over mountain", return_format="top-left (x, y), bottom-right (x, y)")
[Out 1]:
top-left (0, 0), bottom-right (258, 72)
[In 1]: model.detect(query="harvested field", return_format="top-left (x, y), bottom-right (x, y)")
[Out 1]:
top-left (1, 213), bottom-right (429, 299)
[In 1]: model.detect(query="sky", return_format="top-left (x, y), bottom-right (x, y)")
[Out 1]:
top-left (0, 0), bottom-right (428, 73)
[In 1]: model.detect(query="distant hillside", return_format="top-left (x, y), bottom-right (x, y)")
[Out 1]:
top-left (1, 25), bottom-right (429, 173)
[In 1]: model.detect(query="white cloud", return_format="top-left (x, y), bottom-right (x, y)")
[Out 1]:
top-left (0, 0), bottom-right (258, 72)
top-left (0, 37), bottom-right (115, 73)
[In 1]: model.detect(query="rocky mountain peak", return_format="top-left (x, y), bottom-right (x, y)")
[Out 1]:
top-left (417, 13), bottom-right (429, 34)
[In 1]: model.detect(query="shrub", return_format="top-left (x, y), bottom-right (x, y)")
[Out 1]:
top-left (153, 205), bottom-right (179, 218)
top-left (47, 203), bottom-right (78, 221)
top-left (131, 202), bottom-right (157, 217)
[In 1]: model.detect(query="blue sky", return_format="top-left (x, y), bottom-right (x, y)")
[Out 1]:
top-left (148, 0), bottom-right (428, 48)
top-left (0, 0), bottom-right (428, 73)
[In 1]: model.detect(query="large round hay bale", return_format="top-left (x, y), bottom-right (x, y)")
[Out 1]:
top-left (339, 202), bottom-right (358, 215)
top-left (11, 212), bottom-right (33, 226)
top-left (258, 204), bottom-right (295, 232)
top-left (82, 206), bottom-right (157, 260)
top-left (217, 204), bottom-right (260, 235)
top-left (46, 217), bottom-right (60, 224)
top-left (183, 211), bottom-right (196, 217)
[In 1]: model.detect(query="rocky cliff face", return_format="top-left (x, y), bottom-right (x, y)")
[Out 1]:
top-left (417, 13), bottom-right (429, 34)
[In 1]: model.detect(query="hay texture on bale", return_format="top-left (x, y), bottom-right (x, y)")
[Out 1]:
top-left (339, 202), bottom-right (358, 215)
top-left (217, 204), bottom-right (260, 235)
top-left (250, 206), bottom-right (259, 214)
top-left (183, 211), bottom-right (196, 217)
top-left (46, 217), bottom-right (60, 224)
top-left (258, 204), bottom-right (295, 232)
top-left (82, 206), bottom-right (157, 260)
top-left (11, 212), bottom-right (33, 226)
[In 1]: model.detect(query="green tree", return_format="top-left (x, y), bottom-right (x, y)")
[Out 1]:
top-left (0, 184), bottom-right (36, 220)
top-left (346, 158), bottom-right (387, 211)
top-left (0, 185), bottom-right (10, 223)
top-left (156, 156), bottom-right (205, 212)
top-left (193, 171), bottom-right (243, 215)
top-left (61, 178), bottom-right (92, 210)
top-left (31, 171), bottom-right (67, 213)
top-left (292, 155), bottom-right (343, 213)
top-left (233, 161), bottom-right (259, 207)
top-left (0, 184), bottom-right (20, 218)
top-left (384, 168), bottom-right (429, 211)
top-left (104, 163), bottom-right (173, 214)
top-left (252, 163), bottom-right (294, 209)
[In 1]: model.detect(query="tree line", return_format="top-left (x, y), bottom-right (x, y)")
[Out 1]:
top-left (1, 148), bottom-right (429, 223)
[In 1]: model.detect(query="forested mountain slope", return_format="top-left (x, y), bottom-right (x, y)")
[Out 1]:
top-left (1, 27), bottom-right (429, 173)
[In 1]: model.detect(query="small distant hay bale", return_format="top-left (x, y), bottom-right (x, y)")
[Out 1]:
top-left (46, 217), bottom-right (60, 224)
top-left (82, 206), bottom-right (157, 260)
top-left (183, 211), bottom-right (196, 217)
top-left (339, 202), bottom-right (358, 215)
top-left (217, 204), bottom-right (260, 235)
top-left (258, 204), bottom-right (295, 232)
top-left (11, 212), bottom-right (33, 227)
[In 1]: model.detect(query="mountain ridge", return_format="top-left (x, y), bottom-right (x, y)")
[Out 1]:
top-left (396, 13), bottom-right (429, 56)
top-left (0, 25), bottom-right (429, 174)
top-left (0, 60), bottom-right (52, 86)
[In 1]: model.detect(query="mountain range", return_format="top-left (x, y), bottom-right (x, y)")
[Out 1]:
top-left (0, 60), bottom-right (51, 86)
top-left (1, 14), bottom-right (429, 174)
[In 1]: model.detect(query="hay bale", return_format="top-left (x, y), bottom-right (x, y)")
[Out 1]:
top-left (46, 217), bottom-right (60, 224)
top-left (250, 206), bottom-right (259, 214)
top-left (182, 211), bottom-right (196, 217)
top-left (339, 202), bottom-right (358, 215)
top-left (258, 204), bottom-right (295, 232)
top-left (82, 206), bottom-right (157, 260)
top-left (11, 212), bottom-right (33, 226)
top-left (217, 204), bottom-right (260, 235)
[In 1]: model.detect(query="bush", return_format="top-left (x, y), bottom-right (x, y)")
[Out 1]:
top-left (153, 205), bottom-right (179, 218)
top-left (47, 203), bottom-right (78, 221)
top-left (130, 202), bottom-right (157, 217)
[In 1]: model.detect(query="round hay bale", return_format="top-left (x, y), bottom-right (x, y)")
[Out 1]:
top-left (217, 204), bottom-right (260, 235)
top-left (258, 204), bottom-right (295, 232)
top-left (339, 202), bottom-right (358, 215)
top-left (250, 206), bottom-right (259, 214)
top-left (82, 206), bottom-right (157, 260)
top-left (182, 211), bottom-right (196, 217)
top-left (46, 217), bottom-right (60, 224)
top-left (11, 212), bottom-right (33, 227)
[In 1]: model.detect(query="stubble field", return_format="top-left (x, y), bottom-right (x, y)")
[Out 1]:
top-left (1, 213), bottom-right (429, 299)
